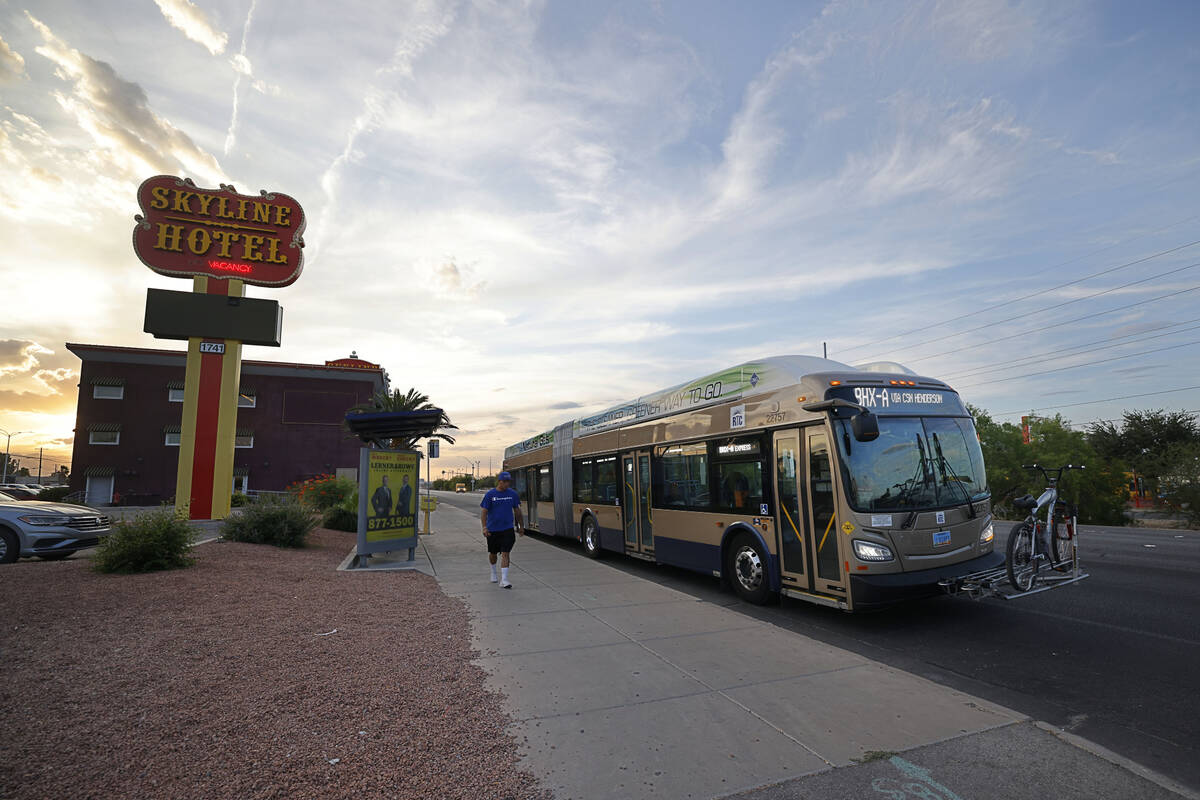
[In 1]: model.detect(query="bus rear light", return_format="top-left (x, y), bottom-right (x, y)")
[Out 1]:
top-left (852, 540), bottom-right (895, 562)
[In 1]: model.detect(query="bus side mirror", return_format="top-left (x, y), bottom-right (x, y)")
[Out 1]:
top-left (851, 411), bottom-right (879, 442)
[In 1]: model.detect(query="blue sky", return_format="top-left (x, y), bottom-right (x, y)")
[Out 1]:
top-left (1, 0), bottom-right (1198, 473)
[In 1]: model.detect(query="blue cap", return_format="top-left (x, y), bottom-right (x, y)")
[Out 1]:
top-left (498, 471), bottom-right (513, 482)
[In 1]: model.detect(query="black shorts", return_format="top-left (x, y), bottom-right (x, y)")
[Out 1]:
top-left (486, 528), bottom-right (516, 554)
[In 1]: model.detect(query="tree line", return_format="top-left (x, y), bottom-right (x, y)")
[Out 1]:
top-left (971, 407), bottom-right (1200, 525)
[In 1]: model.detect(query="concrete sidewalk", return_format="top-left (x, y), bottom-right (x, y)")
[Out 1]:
top-left (416, 503), bottom-right (1194, 800)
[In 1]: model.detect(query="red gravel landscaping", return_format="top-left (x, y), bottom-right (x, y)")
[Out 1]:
top-left (0, 529), bottom-right (549, 800)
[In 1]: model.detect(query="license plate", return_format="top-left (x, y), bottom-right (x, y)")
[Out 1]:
top-left (933, 530), bottom-right (951, 546)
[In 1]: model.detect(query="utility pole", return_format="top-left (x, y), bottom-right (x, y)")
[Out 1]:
top-left (1, 428), bottom-right (30, 485)
top-left (38, 448), bottom-right (43, 483)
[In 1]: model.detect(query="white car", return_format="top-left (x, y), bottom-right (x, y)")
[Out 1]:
top-left (0, 491), bottom-right (113, 563)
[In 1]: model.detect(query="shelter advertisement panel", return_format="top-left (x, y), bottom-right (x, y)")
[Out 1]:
top-left (357, 448), bottom-right (419, 554)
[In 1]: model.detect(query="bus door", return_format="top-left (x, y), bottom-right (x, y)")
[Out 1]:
top-left (773, 429), bottom-right (844, 596)
top-left (621, 451), bottom-right (654, 554)
top-left (525, 467), bottom-right (538, 529)
top-left (806, 430), bottom-right (845, 595)
top-left (772, 430), bottom-right (810, 589)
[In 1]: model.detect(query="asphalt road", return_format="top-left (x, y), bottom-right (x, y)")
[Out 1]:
top-left (435, 491), bottom-right (1200, 791)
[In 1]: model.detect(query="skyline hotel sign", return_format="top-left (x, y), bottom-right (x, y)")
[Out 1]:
top-left (133, 175), bottom-right (306, 287)
top-left (134, 173), bottom-right (306, 521)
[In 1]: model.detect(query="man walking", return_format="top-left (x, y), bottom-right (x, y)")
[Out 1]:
top-left (480, 471), bottom-right (523, 588)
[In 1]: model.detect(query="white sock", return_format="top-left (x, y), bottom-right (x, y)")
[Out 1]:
top-left (490, 564), bottom-right (497, 579)
top-left (501, 567), bottom-right (509, 583)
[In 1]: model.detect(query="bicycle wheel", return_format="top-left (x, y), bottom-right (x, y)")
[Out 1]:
top-left (1051, 519), bottom-right (1074, 572)
top-left (1006, 521), bottom-right (1037, 592)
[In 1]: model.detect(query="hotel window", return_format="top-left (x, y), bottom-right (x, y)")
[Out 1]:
top-left (168, 388), bottom-right (185, 402)
top-left (235, 430), bottom-right (254, 449)
top-left (88, 427), bottom-right (121, 446)
top-left (93, 384), bottom-right (124, 400)
top-left (164, 425), bottom-right (181, 446)
top-left (238, 388), bottom-right (256, 408)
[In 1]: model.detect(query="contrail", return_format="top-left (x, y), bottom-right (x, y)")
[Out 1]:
top-left (223, 0), bottom-right (259, 156)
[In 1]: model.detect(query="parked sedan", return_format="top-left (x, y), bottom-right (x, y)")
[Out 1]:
top-left (1, 486), bottom-right (41, 501)
top-left (0, 492), bottom-right (113, 563)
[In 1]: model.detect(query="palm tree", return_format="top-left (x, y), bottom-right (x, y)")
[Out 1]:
top-left (346, 387), bottom-right (458, 450)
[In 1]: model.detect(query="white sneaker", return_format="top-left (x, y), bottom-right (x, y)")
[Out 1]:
top-left (500, 580), bottom-right (512, 589)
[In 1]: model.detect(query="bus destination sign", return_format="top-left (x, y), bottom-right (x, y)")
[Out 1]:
top-left (828, 385), bottom-right (968, 416)
top-left (133, 175), bottom-right (306, 287)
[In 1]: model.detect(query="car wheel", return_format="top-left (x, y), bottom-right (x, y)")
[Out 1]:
top-left (0, 528), bottom-right (19, 564)
top-left (581, 515), bottom-right (601, 559)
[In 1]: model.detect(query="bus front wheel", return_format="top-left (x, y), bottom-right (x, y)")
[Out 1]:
top-left (727, 533), bottom-right (774, 605)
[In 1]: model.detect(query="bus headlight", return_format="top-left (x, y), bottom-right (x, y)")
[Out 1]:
top-left (852, 539), bottom-right (894, 562)
top-left (979, 522), bottom-right (994, 545)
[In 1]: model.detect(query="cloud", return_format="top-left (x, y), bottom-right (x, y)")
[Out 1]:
top-left (152, 0), bottom-right (228, 55)
top-left (0, 34), bottom-right (25, 83)
top-left (0, 340), bottom-right (78, 414)
top-left (23, 13), bottom-right (225, 190)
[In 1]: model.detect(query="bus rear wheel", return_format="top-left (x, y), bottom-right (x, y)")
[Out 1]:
top-left (727, 533), bottom-right (773, 605)
top-left (581, 516), bottom-right (601, 559)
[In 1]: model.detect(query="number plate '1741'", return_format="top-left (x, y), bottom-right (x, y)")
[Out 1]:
top-left (199, 341), bottom-right (225, 354)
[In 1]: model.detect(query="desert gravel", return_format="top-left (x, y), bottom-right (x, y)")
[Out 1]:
top-left (0, 529), bottom-right (550, 800)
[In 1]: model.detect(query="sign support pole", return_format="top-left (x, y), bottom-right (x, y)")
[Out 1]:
top-left (174, 276), bottom-right (244, 520)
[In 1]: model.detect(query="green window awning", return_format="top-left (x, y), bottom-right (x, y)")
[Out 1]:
top-left (87, 422), bottom-right (122, 433)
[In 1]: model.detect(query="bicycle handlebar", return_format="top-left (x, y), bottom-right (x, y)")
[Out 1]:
top-left (1021, 464), bottom-right (1085, 470)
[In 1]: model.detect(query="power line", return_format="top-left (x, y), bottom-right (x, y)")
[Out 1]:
top-left (1070, 409), bottom-right (1200, 428)
top-left (953, 338), bottom-right (1200, 390)
top-left (901, 284), bottom-right (1200, 365)
top-left (859, 258), bottom-right (1200, 363)
top-left (993, 385), bottom-right (1200, 417)
top-left (941, 318), bottom-right (1200, 380)
top-left (839, 232), bottom-right (1200, 357)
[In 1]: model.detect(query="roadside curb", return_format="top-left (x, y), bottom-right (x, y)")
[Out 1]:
top-left (1033, 721), bottom-right (1200, 800)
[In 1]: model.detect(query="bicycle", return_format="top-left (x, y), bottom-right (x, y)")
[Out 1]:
top-left (1006, 463), bottom-right (1085, 592)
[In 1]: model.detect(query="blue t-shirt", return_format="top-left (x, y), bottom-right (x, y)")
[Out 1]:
top-left (481, 488), bottom-right (521, 531)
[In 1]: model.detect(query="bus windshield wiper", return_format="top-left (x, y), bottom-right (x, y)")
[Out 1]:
top-left (932, 432), bottom-right (976, 518)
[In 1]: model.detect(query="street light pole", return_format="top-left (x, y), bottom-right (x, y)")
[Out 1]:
top-left (1, 429), bottom-right (30, 484)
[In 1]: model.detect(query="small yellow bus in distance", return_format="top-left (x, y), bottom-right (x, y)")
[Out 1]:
top-left (455, 483), bottom-right (467, 493)
top-left (503, 355), bottom-right (999, 612)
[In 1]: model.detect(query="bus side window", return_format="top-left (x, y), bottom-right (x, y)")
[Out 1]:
top-left (717, 462), bottom-right (763, 513)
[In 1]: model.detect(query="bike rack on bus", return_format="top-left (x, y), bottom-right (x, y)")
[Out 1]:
top-left (939, 558), bottom-right (1089, 601)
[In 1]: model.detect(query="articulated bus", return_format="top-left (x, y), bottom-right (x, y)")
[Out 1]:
top-left (502, 355), bottom-right (1000, 612)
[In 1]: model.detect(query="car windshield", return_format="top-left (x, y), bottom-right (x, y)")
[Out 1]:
top-left (0, 491), bottom-right (14, 501)
top-left (834, 416), bottom-right (989, 512)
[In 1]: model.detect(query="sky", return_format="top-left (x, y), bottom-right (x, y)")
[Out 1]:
top-left (1, 0), bottom-right (1199, 478)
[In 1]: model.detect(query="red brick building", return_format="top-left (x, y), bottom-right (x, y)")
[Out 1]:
top-left (67, 343), bottom-right (387, 505)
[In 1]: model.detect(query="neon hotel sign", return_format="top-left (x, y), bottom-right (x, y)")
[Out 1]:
top-left (133, 175), bottom-right (306, 287)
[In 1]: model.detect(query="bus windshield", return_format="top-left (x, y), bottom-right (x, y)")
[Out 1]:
top-left (834, 416), bottom-right (989, 512)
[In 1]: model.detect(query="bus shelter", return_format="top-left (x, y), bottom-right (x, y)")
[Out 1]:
top-left (344, 410), bottom-right (443, 567)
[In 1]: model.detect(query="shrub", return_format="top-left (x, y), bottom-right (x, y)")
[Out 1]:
top-left (93, 509), bottom-right (194, 574)
top-left (230, 492), bottom-right (249, 507)
top-left (289, 474), bottom-right (356, 511)
top-left (221, 495), bottom-right (316, 548)
top-left (322, 506), bottom-right (358, 532)
top-left (37, 487), bottom-right (72, 502)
